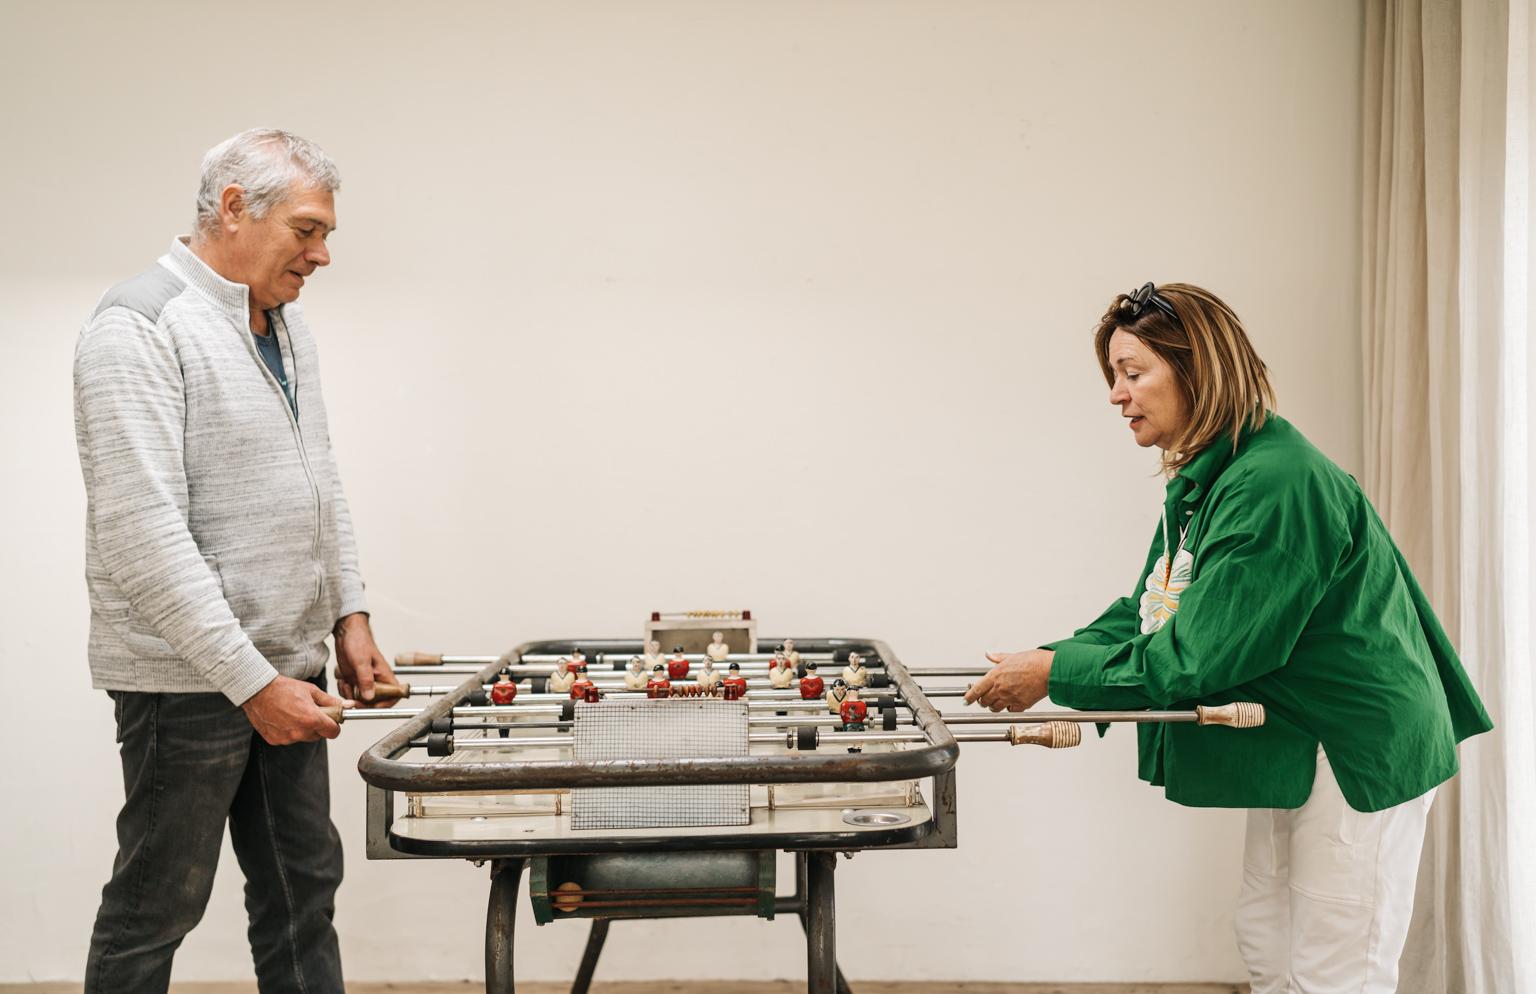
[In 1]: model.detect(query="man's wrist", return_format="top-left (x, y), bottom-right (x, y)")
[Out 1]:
top-left (238, 673), bottom-right (280, 711)
top-left (333, 611), bottom-right (370, 638)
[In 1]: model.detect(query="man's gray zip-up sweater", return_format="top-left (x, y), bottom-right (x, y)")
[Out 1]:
top-left (74, 237), bottom-right (368, 705)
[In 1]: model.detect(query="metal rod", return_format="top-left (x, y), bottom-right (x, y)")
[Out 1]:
top-left (558, 897), bottom-right (758, 910)
top-left (517, 652), bottom-right (855, 665)
top-left (337, 699), bottom-right (851, 725)
top-left (939, 709), bottom-right (1213, 724)
top-left (445, 733), bottom-right (792, 749)
top-left (433, 727), bottom-right (1059, 750)
top-left (348, 703), bottom-right (1240, 728)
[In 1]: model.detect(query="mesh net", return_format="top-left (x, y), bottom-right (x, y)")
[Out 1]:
top-left (571, 698), bottom-right (750, 830)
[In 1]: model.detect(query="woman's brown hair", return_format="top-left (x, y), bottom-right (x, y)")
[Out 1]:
top-left (1093, 282), bottom-right (1276, 475)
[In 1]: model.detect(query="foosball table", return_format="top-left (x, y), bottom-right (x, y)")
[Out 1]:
top-left (338, 612), bottom-right (1264, 994)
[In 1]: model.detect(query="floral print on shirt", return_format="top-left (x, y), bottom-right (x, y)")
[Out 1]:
top-left (1140, 547), bottom-right (1194, 634)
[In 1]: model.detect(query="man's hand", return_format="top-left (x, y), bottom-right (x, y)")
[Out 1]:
top-left (242, 675), bottom-right (348, 744)
top-left (963, 649), bottom-right (1054, 712)
top-left (334, 612), bottom-right (399, 707)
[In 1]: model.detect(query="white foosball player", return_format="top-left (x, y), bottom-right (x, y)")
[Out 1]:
top-left (696, 658), bottom-right (722, 692)
top-left (769, 659), bottom-right (795, 689)
top-left (624, 657), bottom-right (649, 691)
top-left (825, 678), bottom-right (850, 715)
top-left (547, 657), bottom-right (577, 695)
top-left (641, 640), bottom-right (666, 671)
top-left (842, 652), bottom-right (868, 689)
top-left (705, 631), bottom-right (730, 663)
top-left (782, 638), bottom-right (802, 670)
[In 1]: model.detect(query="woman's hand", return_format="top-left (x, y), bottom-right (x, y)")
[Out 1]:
top-left (964, 649), bottom-right (1053, 712)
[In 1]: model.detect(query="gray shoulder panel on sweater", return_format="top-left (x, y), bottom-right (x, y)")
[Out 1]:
top-left (93, 264), bottom-right (186, 321)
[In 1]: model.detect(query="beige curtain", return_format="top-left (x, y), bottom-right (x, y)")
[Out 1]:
top-left (1362, 1), bottom-right (1536, 991)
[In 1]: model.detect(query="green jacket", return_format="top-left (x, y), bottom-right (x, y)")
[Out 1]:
top-left (1046, 415), bottom-right (1492, 812)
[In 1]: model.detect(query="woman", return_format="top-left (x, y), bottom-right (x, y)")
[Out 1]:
top-left (966, 283), bottom-right (1492, 994)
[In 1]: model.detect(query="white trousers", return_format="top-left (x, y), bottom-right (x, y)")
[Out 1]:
top-left (1233, 747), bottom-right (1436, 994)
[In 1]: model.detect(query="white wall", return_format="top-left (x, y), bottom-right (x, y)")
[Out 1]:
top-left (0, 0), bottom-right (1363, 984)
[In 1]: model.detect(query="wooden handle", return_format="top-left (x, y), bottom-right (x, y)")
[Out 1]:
top-left (320, 704), bottom-right (346, 725)
top-left (1195, 702), bottom-right (1266, 728)
top-left (350, 681), bottom-right (409, 701)
top-left (1008, 721), bottom-right (1082, 748)
top-left (394, 651), bottom-right (443, 666)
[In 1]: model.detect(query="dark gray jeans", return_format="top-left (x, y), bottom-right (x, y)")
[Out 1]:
top-left (85, 682), bottom-right (345, 994)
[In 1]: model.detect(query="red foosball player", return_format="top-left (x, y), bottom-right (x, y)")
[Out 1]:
top-left (721, 661), bottom-right (748, 701)
top-left (667, 646), bottom-right (690, 680)
top-left (646, 664), bottom-right (672, 699)
top-left (570, 674), bottom-right (596, 701)
top-left (839, 686), bottom-right (868, 731)
top-left (489, 671), bottom-right (518, 705)
top-left (798, 661), bottom-right (824, 700)
top-left (568, 647), bottom-right (588, 673)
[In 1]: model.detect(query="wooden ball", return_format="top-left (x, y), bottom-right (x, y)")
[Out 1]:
top-left (553, 881), bottom-right (583, 913)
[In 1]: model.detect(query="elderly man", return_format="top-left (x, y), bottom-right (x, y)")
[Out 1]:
top-left (73, 128), bottom-right (394, 993)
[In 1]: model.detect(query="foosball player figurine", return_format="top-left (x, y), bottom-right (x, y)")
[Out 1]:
top-left (842, 651), bottom-right (868, 689)
top-left (839, 685), bottom-right (868, 731)
top-left (489, 670), bottom-right (518, 705)
top-left (569, 672), bottom-right (597, 701)
top-left (706, 631), bottom-right (730, 663)
top-left (769, 645), bottom-right (788, 672)
top-left (798, 661), bottom-right (824, 700)
top-left (642, 639), bottom-right (666, 670)
top-left (721, 662), bottom-right (749, 701)
top-left (825, 677), bottom-right (849, 715)
top-left (696, 657), bottom-right (722, 692)
top-left (769, 657), bottom-right (796, 689)
top-left (646, 664), bottom-right (672, 699)
top-left (782, 638), bottom-right (802, 670)
top-left (568, 647), bottom-right (588, 673)
top-left (667, 645), bottom-right (690, 680)
top-left (547, 657), bottom-right (577, 695)
top-left (624, 656), bottom-right (649, 691)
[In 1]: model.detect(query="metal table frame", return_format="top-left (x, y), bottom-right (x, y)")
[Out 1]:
top-left (358, 637), bottom-right (959, 994)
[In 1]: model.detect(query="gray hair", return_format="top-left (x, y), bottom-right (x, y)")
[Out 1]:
top-left (193, 128), bottom-right (340, 234)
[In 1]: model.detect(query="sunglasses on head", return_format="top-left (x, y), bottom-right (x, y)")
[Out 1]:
top-left (1121, 282), bottom-right (1182, 326)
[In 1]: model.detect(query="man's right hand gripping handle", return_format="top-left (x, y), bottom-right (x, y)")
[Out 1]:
top-left (241, 675), bottom-right (346, 744)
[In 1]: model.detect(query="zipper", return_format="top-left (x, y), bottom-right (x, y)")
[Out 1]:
top-left (272, 310), bottom-right (326, 568)
top-left (247, 309), bottom-right (325, 569)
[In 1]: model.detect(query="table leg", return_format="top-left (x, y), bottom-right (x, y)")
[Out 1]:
top-left (793, 853), bottom-right (853, 994)
top-left (570, 918), bottom-right (610, 994)
top-left (805, 851), bottom-right (838, 994)
top-left (486, 858), bottom-right (525, 994)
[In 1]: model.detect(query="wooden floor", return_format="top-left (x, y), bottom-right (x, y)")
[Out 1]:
top-left (1, 983), bottom-right (1249, 993)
